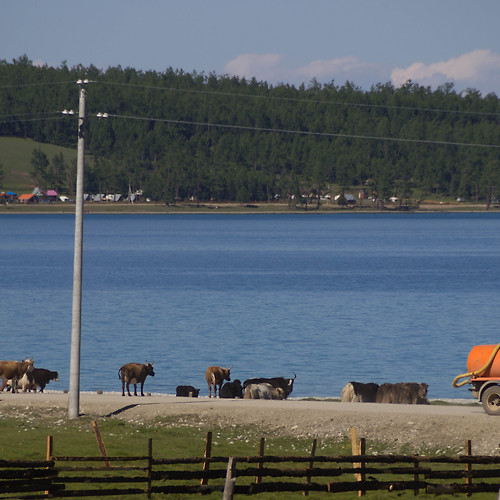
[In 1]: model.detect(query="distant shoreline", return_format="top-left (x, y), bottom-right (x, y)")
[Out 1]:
top-left (1, 201), bottom-right (499, 215)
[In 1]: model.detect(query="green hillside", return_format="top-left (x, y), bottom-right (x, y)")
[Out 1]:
top-left (0, 137), bottom-right (76, 194)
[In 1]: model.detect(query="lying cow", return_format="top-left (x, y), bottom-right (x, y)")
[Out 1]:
top-left (205, 365), bottom-right (231, 398)
top-left (243, 373), bottom-right (296, 399)
top-left (118, 362), bottom-right (155, 396)
top-left (244, 383), bottom-right (285, 400)
top-left (176, 385), bottom-right (200, 397)
top-left (220, 379), bottom-right (243, 399)
top-left (341, 382), bottom-right (379, 402)
top-left (376, 382), bottom-right (429, 404)
top-left (0, 359), bottom-right (34, 393)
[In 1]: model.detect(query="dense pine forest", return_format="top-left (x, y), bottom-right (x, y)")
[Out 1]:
top-left (1, 55), bottom-right (499, 204)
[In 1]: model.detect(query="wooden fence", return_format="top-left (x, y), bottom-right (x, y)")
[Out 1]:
top-left (1, 429), bottom-right (500, 498)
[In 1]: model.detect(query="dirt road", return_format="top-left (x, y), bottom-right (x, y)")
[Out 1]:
top-left (1, 392), bottom-right (497, 455)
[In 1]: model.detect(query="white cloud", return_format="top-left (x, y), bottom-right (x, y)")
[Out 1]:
top-left (224, 53), bottom-right (389, 88)
top-left (224, 53), bottom-right (284, 81)
top-left (391, 49), bottom-right (500, 93)
top-left (224, 50), bottom-right (500, 95)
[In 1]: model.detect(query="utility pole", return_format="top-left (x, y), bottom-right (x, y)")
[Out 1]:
top-left (68, 80), bottom-right (87, 419)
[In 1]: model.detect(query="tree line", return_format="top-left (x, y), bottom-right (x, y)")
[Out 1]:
top-left (1, 55), bottom-right (499, 204)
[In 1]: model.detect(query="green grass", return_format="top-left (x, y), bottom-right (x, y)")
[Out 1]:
top-left (0, 136), bottom-right (76, 194)
top-left (0, 415), bottom-right (494, 500)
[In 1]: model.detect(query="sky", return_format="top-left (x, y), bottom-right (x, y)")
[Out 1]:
top-left (2, 0), bottom-right (500, 96)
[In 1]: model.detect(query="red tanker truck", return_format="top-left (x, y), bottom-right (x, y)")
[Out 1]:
top-left (453, 343), bottom-right (500, 415)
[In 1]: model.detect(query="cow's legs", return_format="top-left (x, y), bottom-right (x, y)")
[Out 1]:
top-left (208, 384), bottom-right (212, 398)
top-left (126, 382), bottom-right (133, 397)
top-left (133, 384), bottom-right (138, 396)
top-left (140, 382), bottom-right (144, 396)
top-left (121, 380), bottom-right (126, 396)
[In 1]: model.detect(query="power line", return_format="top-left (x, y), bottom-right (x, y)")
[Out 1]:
top-left (97, 112), bottom-right (500, 149)
top-left (1, 110), bottom-right (498, 149)
top-left (1, 78), bottom-right (498, 117)
top-left (93, 80), bottom-right (500, 118)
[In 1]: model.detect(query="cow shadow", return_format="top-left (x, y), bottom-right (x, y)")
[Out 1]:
top-left (104, 404), bottom-right (140, 417)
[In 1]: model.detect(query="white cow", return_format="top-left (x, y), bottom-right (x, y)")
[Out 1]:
top-left (243, 383), bottom-right (285, 400)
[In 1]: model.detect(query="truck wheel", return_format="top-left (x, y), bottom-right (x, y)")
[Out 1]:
top-left (482, 386), bottom-right (500, 416)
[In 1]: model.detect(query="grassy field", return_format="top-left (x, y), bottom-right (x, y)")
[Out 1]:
top-left (0, 415), bottom-right (493, 500)
top-left (0, 136), bottom-right (77, 195)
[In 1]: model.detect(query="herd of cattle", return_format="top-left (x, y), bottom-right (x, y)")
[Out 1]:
top-left (0, 359), bottom-right (59, 393)
top-left (175, 366), bottom-right (298, 400)
top-left (341, 381), bottom-right (429, 404)
top-left (0, 359), bottom-right (429, 405)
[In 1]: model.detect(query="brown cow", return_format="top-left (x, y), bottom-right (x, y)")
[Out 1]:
top-left (376, 382), bottom-right (429, 404)
top-left (205, 366), bottom-right (231, 398)
top-left (118, 362), bottom-right (155, 396)
top-left (0, 359), bottom-right (34, 393)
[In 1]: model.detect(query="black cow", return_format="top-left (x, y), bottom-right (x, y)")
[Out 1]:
top-left (118, 362), bottom-right (155, 396)
top-left (176, 385), bottom-right (200, 397)
top-left (341, 382), bottom-right (379, 402)
top-left (220, 379), bottom-right (243, 398)
top-left (376, 382), bottom-right (429, 404)
top-left (243, 373), bottom-right (296, 399)
top-left (26, 368), bottom-right (59, 393)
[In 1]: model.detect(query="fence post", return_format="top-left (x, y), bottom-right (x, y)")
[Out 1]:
top-left (147, 437), bottom-right (153, 499)
top-left (413, 454), bottom-right (420, 496)
top-left (350, 428), bottom-right (365, 496)
top-left (45, 435), bottom-right (53, 497)
top-left (223, 457), bottom-right (237, 500)
top-left (256, 437), bottom-right (265, 484)
top-left (466, 439), bottom-right (472, 497)
top-left (91, 420), bottom-right (110, 467)
top-left (201, 431), bottom-right (212, 487)
top-left (303, 438), bottom-right (317, 496)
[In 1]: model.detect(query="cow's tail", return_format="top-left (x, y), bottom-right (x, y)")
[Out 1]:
top-left (118, 369), bottom-right (122, 380)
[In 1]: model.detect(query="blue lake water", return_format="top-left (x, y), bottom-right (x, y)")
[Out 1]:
top-left (1, 212), bottom-right (500, 400)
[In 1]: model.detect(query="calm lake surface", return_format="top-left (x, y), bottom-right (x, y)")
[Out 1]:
top-left (2, 212), bottom-right (500, 400)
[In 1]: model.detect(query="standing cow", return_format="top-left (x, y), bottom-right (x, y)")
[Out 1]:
top-left (118, 362), bottom-right (155, 396)
top-left (376, 382), bottom-right (429, 404)
top-left (205, 366), bottom-right (231, 398)
top-left (27, 368), bottom-right (59, 393)
top-left (0, 359), bottom-right (34, 393)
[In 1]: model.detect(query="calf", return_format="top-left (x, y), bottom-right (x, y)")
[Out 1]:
top-left (341, 382), bottom-right (380, 402)
top-left (176, 385), bottom-right (200, 397)
top-left (118, 362), bottom-right (155, 396)
top-left (205, 366), bottom-right (231, 398)
top-left (376, 382), bottom-right (429, 404)
top-left (243, 373), bottom-right (296, 399)
top-left (243, 383), bottom-right (285, 400)
top-left (0, 359), bottom-right (34, 393)
top-left (220, 379), bottom-right (243, 399)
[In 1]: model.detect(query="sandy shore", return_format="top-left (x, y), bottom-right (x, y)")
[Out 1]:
top-left (1, 391), bottom-right (498, 455)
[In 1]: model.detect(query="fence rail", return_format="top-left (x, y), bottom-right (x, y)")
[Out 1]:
top-left (1, 431), bottom-right (500, 498)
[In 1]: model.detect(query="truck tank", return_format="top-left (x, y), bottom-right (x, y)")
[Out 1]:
top-left (467, 344), bottom-right (500, 378)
